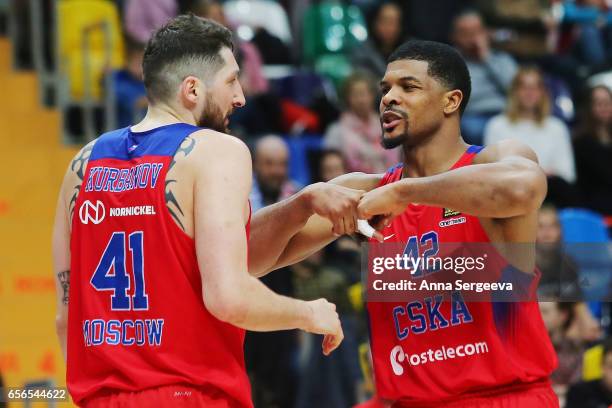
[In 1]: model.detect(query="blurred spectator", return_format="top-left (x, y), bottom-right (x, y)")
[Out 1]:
top-left (573, 85), bottom-right (612, 215)
top-left (312, 149), bottom-right (348, 184)
top-left (251, 29), bottom-right (292, 66)
top-left (191, 0), bottom-right (269, 94)
top-left (565, 337), bottom-right (612, 408)
top-left (352, 1), bottom-right (406, 79)
top-left (112, 37), bottom-right (146, 128)
top-left (191, 0), bottom-right (283, 137)
top-left (484, 67), bottom-right (578, 206)
top-left (475, 0), bottom-right (558, 61)
top-left (324, 72), bottom-right (397, 173)
top-left (397, 0), bottom-right (472, 44)
top-left (124, 0), bottom-right (178, 43)
top-left (536, 205), bottom-right (601, 342)
top-left (560, 0), bottom-right (612, 68)
top-left (452, 10), bottom-right (519, 145)
top-left (537, 205), bottom-right (582, 300)
top-left (250, 135), bottom-right (301, 212)
top-left (246, 135), bottom-right (301, 408)
top-left (294, 151), bottom-right (363, 408)
top-left (538, 301), bottom-right (583, 402)
top-left (293, 250), bottom-right (362, 408)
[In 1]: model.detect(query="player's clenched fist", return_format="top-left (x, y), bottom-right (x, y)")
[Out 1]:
top-left (304, 298), bottom-right (344, 355)
top-left (357, 183), bottom-right (408, 224)
top-left (303, 182), bottom-right (365, 236)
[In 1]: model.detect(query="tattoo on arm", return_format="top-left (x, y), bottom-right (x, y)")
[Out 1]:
top-left (57, 270), bottom-right (70, 305)
top-left (165, 137), bottom-right (196, 230)
top-left (68, 142), bottom-right (94, 219)
top-left (169, 137), bottom-right (196, 171)
top-left (165, 180), bottom-right (185, 230)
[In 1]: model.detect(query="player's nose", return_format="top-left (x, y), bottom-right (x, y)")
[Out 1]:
top-left (381, 87), bottom-right (400, 108)
top-left (233, 87), bottom-right (246, 108)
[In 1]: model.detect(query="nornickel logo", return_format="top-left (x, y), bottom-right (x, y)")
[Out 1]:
top-left (79, 200), bottom-right (105, 225)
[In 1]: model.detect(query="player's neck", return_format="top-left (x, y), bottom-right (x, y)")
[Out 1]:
top-left (131, 104), bottom-right (197, 132)
top-left (401, 125), bottom-right (469, 178)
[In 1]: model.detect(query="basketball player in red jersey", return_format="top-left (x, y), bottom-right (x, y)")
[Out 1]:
top-left (265, 40), bottom-right (558, 406)
top-left (51, 15), bottom-right (371, 407)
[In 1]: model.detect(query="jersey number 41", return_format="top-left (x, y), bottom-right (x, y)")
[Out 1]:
top-left (90, 231), bottom-right (149, 311)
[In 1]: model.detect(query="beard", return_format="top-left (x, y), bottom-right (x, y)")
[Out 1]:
top-left (197, 92), bottom-right (230, 132)
top-left (380, 108), bottom-right (409, 150)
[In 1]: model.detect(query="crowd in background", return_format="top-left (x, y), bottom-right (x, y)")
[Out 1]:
top-left (7, 0), bottom-right (612, 407)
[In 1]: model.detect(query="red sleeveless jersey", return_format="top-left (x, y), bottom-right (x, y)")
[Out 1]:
top-left (68, 124), bottom-right (252, 406)
top-left (367, 146), bottom-right (557, 405)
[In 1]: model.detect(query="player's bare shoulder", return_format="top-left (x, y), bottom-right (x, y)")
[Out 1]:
top-left (473, 139), bottom-right (539, 165)
top-left (164, 129), bottom-right (252, 235)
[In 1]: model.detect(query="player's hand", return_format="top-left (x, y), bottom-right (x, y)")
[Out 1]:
top-left (304, 298), bottom-right (344, 355)
top-left (357, 183), bottom-right (408, 226)
top-left (303, 182), bottom-right (364, 236)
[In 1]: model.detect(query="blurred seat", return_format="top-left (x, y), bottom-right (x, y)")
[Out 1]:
top-left (269, 70), bottom-right (329, 107)
top-left (582, 343), bottom-right (603, 381)
top-left (285, 135), bottom-right (323, 186)
top-left (559, 208), bottom-right (609, 243)
top-left (314, 53), bottom-right (353, 89)
top-left (58, 0), bottom-right (124, 101)
top-left (223, 0), bottom-right (292, 45)
top-left (302, 1), bottom-right (367, 63)
top-left (559, 208), bottom-right (612, 316)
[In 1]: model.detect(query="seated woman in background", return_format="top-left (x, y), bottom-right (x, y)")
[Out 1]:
top-left (539, 301), bottom-right (584, 404)
top-left (484, 66), bottom-right (578, 206)
top-left (573, 85), bottom-right (612, 215)
top-left (352, 1), bottom-right (406, 79)
top-left (537, 205), bottom-right (601, 343)
top-left (324, 72), bottom-right (398, 174)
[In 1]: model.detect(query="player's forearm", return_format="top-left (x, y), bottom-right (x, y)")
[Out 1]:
top-left (395, 159), bottom-right (546, 218)
top-left (55, 317), bottom-right (67, 362)
top-left (207, 276), bottom-right (312, 332)
top-left (271, 219), bottom-right (336, 270)
top-left (248, 189), bottom-right (314, 277)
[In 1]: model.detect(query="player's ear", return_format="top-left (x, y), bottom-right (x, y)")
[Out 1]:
top-left (443, 89), bottom-right (463, 115)
top-left (180, 75), bottom-right (203, 107)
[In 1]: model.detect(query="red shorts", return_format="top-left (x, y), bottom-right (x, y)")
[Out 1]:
top-left (391, 380), bottom-right (559, 408)
top-left (80, 384), bottom-right (249, 408)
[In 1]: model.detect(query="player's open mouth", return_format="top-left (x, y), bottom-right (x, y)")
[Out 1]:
top-left (382, 111), bottom-right (403, 131)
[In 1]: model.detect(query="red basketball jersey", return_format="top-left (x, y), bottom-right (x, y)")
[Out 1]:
top-left (68, 124), bottom-right (252, 407)
top-left (367, 146), bottom-right (557, 405)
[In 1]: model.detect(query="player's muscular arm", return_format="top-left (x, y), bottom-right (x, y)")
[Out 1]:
top-left (267, 172), bottom-right (384, 272)
top-left (194, 132), bottom-right (343, 354)
top-left (249, 181), bottom-right (366, 277)
top-left (52, 141), bottom-right (94, 361)
top-left (358, 140), bottom-right (547, 221)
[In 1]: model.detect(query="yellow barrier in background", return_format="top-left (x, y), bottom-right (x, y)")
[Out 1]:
top-left (0, 38), bottom-right (79, 407)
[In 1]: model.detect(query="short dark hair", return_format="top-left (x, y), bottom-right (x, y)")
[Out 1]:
top-left (142, 14), bottom-right (233, 103)
top-left (388, 40), bottom-right (471, 114)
